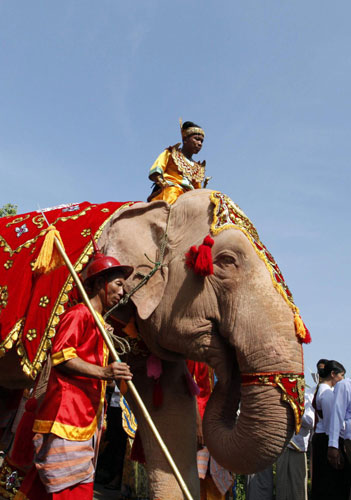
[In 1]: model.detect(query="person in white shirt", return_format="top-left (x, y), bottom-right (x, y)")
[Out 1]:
top-left (275, 386), bottom-right (315, 500)
top-left (311, 360), bottom-right (349, 500)
top-left (328, 378), bottom-right (351, 468)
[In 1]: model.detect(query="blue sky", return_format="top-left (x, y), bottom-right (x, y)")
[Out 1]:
top-left (1, 1), bottom-right (350, 384)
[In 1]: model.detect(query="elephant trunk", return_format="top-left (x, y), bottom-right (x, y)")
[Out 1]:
top-left (203, 374), bottom-right (294, 474)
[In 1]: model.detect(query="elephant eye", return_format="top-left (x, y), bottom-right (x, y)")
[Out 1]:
top-left (216, 254), bottom-right (238, 267)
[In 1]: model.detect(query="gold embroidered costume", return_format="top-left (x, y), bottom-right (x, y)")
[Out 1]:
top-left (148, 143), bottom-right (206, 205)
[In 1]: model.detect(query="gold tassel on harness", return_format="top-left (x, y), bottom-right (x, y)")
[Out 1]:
top-left (33, 225), bottom-right (65, 274)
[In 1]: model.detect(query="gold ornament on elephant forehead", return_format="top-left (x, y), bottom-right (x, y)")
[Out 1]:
top-left (209, 191), bottom-right (311, 345)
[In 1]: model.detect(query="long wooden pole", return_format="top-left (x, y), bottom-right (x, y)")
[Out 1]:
top-left (53, 236), bottom-right (194, 500)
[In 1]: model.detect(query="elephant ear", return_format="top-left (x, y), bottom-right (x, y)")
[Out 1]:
top-left (99, 201), bottom-right (170, 320)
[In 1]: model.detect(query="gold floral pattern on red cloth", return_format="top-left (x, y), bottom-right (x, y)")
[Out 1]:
top-left (0, 201), bottom-right (135, 379)
top-left (39, 296), bottom-right (50, 308)
top-left (81, 228), bottom-right (91, 237)
top-left (26, 329), bottom-right (37, 341)
top-left (241, 372), bottom-right (305, 433)
top-left (0, 318), bottom-right (24, 358)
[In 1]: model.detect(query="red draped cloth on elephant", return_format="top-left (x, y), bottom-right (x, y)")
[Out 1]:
top-left (0, 200), bottom-right (135, 379)
top-left (0, 201), bottom-right (135, 498)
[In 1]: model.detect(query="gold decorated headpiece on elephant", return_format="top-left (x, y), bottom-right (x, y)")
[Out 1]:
top-left (209, 191), bottom-right (310, 345)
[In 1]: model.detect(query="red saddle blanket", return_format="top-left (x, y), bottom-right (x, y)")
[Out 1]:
top-left (0, 201), bottom-right (134, 380)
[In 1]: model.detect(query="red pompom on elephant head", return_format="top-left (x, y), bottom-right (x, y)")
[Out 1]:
top-left (185, 235), bottom-right (214, 276)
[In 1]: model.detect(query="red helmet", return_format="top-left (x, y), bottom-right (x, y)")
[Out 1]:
top-left (84, 240), bottom-right (133, 282)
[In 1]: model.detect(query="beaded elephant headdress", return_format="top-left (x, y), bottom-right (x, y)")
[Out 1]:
top-left (209, 191), bottom-right (310, 344)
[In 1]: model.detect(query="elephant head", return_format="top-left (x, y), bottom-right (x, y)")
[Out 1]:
top-left (99, 189), bottom-right (305, 474)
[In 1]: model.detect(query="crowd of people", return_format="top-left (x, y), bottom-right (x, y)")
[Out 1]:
top-left (93, 355), bottom-right (351, 500)
top-left (245, 359), bottom-right (351, 500)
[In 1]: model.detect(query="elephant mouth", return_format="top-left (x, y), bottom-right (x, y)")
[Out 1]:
top-left (191, 321), bottom-right (239, 386)
top-left (150, 317), bottom-right (240, 384)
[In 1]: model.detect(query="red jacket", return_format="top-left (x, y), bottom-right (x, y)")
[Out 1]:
top-left (33, 304), bottom-right (108, 440)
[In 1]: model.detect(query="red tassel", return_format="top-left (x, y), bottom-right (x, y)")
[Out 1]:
top-left (153, 379), bottom-right (163, 408)
top-left (185, 246), bottom-right (198, 270)
top-left (147, 354), bottom-right (162, 379)
top-left (10, 398), bottom-right (37, 467)
top-left (303, 322), bottom-right (312, 344)
top-left (185, 235), bottom-right (214, 276)
top-left (130, 430), bottom-right (146, 464)
top-left (194, 235), bottom-right (214, 276)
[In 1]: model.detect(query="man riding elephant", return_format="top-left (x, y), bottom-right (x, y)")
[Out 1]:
top-left (148, 120), bottom-right (207, 204)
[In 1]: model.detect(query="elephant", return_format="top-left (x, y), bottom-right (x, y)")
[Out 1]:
top-left (96, 189), bottom-right (305, 500)
top-left (0, 189), bottom-right (305, 500)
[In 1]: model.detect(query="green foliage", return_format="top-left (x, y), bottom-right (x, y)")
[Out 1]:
top-left (0, 203), bottom-right (18, 217)
top-left (233, 475), bottom-right (246, 499)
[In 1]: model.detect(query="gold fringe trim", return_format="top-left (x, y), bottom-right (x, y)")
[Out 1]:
top-left (294, 313), bottom-right (306, 340)
top-left (0, 318), bottom-right (24, 358)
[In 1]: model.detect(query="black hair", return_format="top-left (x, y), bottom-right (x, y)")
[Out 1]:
top-left (316, 358), bottom-right (329, 374)
top-left (84, 269), bottom-right (125, 295)
top-left (182, 121), bottom-right (201, 130)
top-left (319, 360), bottom-right (346, 379)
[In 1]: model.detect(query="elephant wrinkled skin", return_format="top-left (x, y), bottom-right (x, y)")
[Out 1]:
top-left (0, 190), bottom-right (304, 500)
top-left (97, 189), bottom-right (304, 500)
